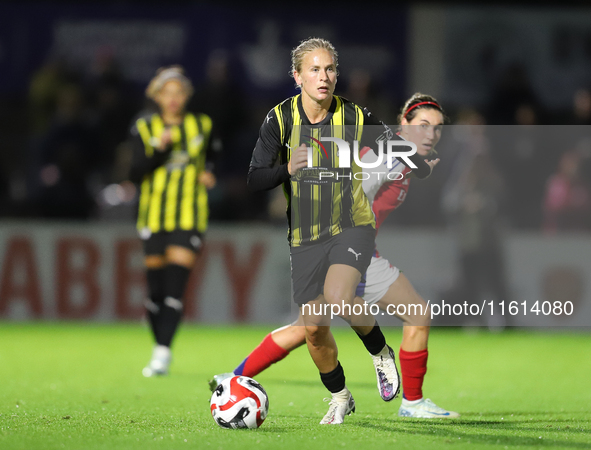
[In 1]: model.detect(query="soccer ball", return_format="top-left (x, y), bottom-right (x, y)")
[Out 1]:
top-left (210, 376), bottom-right (269, 429)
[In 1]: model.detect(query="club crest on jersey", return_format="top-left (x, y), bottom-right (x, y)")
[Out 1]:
top-left (304, 135), bottom-right (329, 159)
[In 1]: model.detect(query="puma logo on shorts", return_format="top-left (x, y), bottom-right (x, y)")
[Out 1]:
top-left (348, 247), bottom-right (361, 261)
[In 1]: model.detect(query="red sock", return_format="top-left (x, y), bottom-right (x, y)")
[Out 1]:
top-left (399, 348), bottom-right (428, 401)
top-left (234, 333), bottom-right (290, 378)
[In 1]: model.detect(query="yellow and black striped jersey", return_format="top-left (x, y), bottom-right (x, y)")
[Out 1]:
top-left (249, 94), bottom-right (378, 247)
top-left (129, 112), bottom-right (216, 235)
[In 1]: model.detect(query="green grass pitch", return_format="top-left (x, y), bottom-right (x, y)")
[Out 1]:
top-left (0, 323), bottom-right (590, 450)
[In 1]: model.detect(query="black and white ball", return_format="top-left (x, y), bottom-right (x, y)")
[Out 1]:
top-left (210, 376), bottom-right (269, 429)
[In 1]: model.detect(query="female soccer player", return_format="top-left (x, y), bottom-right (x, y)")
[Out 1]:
top-left (128, 66), bottom-right (219, 377)
top-left (246, 38), bottom-right (434, 424)
top-left (213, 93), bottom-right (459, 419)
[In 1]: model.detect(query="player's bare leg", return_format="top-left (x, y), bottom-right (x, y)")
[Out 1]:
top-left (401, 325), bottom-right (429, 352)
top-left (305, 265), bottom-right (363, 423)
top-left (165, 245), bottom-right (196, 267)
top-left (376, 272), bottom-right (459, 418)
top-left (376, 273), bottom-right (430, 351)
top-left (270, 317), bottom-right (307, 351)
top-left (301, 294), bottom-right (354, 424)
top-left (301, 295), bottom-right (337, 373)
top-left (327, 264), bottom-right (400, 403)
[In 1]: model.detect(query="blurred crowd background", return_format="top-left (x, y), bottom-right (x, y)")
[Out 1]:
top-left (0, 2), bottom-right (590, 234)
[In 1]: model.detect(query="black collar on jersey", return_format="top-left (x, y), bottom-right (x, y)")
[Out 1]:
top-left (297, 95), bottom-right (337, 126)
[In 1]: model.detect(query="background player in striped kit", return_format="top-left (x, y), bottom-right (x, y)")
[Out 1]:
top-left (128, 66), bottom-right (219, 377)
top-left (212, 93), bottom-right (458, 418)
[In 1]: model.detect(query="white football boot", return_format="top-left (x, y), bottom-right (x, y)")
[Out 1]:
top-left (142, 345), bottom-right (171, 377)
top-left (319, 387), bottom-right (356, 425)
top-left (398, 398), bottom-right (460, 418)
top-left (371, 345), bottom-right (400, 401)
top-left (208, 372), bottom-right (235, 392)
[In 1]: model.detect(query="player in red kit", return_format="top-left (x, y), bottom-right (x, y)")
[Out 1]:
top-left (211, 93), bottom-right (459, 419)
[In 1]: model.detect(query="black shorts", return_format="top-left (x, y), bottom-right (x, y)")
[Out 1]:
top-left (290, 225), bottom-right (375, 306)
top-left (141, 229), bottom-right (204, 256)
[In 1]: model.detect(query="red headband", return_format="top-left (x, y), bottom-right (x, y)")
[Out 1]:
top-left (403, 101), bottom-right (441, 118)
